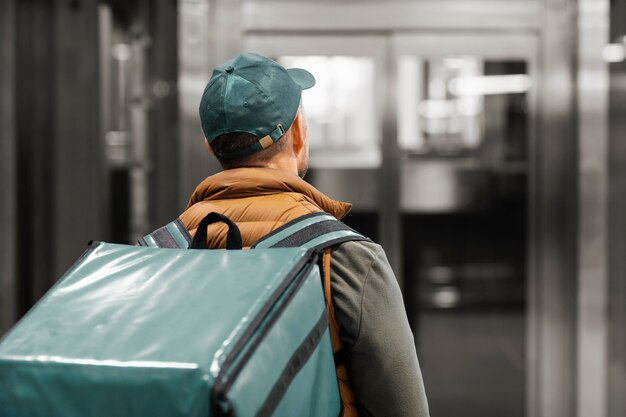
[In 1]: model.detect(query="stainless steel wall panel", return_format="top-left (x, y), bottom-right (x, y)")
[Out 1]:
top-left (525, 49), bottom-right (543, 417)
top-left (150, 0), bottom-right (182, 227)
top-left (98, 4), bottom-right (112, 242)
top-left (15, 0), bottom-right (55, 310)
top-left (380, 39), bottom-right (402, 284)
top-left (577, 2), bottom-right (610, 417)
top-left (529, 0), bottom-right (579, 416)
top-left (608, 1), bottom-right (626, 414)
top-left (178, 0), bottom-right (221, 204)
top-left (129, 24), bottom-right (150, 243)
top-left (243, 1), bottom-right (541, 32)
top-left (0, 0), bottom-right (17, 336)
top-left (53, 0), bottom-right (105, 277)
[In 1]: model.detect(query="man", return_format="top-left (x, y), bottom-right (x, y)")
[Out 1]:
top-left (180, 52), bottom-right (429, 417)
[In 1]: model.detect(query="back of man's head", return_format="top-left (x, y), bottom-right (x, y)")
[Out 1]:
top-left (198, 53), bottom-right (315, 170)
top-left (210, 128), bottom-right (291, 170)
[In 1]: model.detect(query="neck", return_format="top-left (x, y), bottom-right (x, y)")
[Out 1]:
top-left (263, 155), bottom-right (299, 176)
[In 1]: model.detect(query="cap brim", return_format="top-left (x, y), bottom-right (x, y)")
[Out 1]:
top-left (287, 68), bottom-right (316, 90)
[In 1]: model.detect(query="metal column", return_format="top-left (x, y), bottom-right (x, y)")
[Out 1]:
top-left (0, 0), bottom-right (17, 336)
top-left (577, 1), bottom-right (610, 417)
top-left (150, 0), bottom-right (181, 226)
top-left (380, 38), bottom-right (402, 284)
top-left (608, 0), bottom-right (626, 414)
top-left (53, 0), bottom-right (105, 277)
top-left (529, 0), bottom-right (579, 416)
top-left (15, 0), bottom-right (55, 313)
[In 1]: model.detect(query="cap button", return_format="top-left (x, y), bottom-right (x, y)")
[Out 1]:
top-left (225, 66), bottom-right (234, 73)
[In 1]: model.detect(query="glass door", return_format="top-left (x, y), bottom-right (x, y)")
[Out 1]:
top-left (394, 33), bottom-right (538, 417)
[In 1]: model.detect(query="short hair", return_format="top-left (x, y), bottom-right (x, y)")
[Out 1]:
top-left (211, 129), bottom-right (291, 169)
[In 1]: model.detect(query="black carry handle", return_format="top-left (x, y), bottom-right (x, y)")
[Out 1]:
top-left (190, 212), bottom-right (243, 250)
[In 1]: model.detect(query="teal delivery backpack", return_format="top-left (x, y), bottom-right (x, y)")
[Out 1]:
top-left (0, 212), bottom-right (369, 417)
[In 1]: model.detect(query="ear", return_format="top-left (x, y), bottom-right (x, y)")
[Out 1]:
top-left (289, 111), bottom-right (305, 156)
top-left (204, 138), bottom-right (215, 156)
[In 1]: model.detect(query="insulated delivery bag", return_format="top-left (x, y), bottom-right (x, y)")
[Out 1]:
top-left (0, 212), bottom-right (369, 417)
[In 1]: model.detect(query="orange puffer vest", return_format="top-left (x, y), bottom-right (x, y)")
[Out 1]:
top-left (180, 167), bottom-right (361, 416)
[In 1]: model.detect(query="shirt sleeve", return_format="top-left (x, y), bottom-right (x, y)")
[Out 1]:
top-left (330, 241), bottom-right (430, 417)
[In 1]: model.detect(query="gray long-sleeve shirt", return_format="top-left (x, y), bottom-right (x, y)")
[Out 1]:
top-left (330, 240), bottom-right (430, 417)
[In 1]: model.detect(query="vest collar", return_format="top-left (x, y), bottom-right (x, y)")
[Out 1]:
top-left (187, 167), bottom-right (352, 219)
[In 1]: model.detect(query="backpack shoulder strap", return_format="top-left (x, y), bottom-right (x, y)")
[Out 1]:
top-left (322, 248), bottom-right (360, 416)
top-left (252, 212), bottom-right (370, 250)
top-left (253, 212), bottom-right (365, 417)
top-left (137, 218), bottom-right (192, 249)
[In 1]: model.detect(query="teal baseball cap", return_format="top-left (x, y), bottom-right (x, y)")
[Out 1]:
top-left (199, 53), bottom-right (315, 160)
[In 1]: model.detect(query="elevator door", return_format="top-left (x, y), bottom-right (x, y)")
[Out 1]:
top-left (395, 33), bottom-right (537, 417)
top-left (246, 32), bottom-right (538, 417)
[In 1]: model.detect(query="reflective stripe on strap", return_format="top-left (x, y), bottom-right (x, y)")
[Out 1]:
top-left (252, 212), bottom-right (337, 249)
top-left (138, 219), bottom-right (192, 249)
top-left (253, 212), bottom-right (370, 251)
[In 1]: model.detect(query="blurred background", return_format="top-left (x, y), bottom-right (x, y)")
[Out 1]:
top-left (0, 0), bottom-right (625, 416)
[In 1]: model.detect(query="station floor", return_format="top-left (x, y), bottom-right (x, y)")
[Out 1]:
top-left (417, 311), bottom-right (525, 417)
